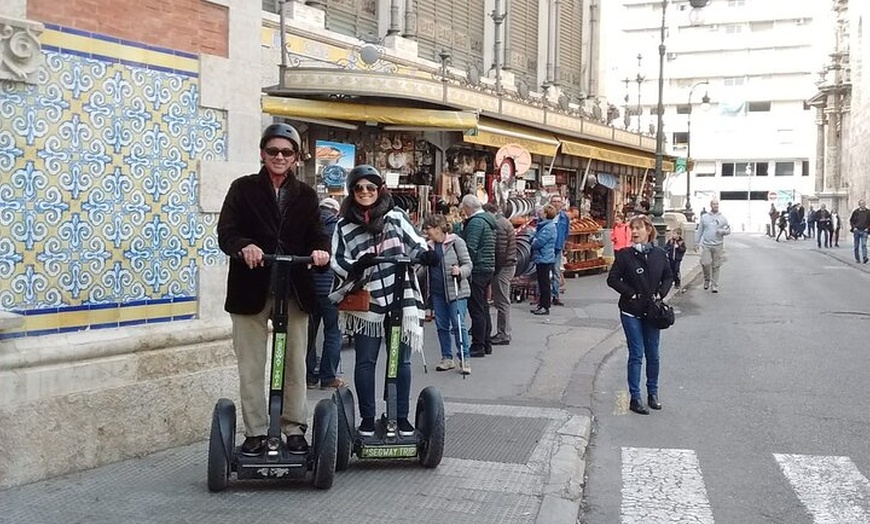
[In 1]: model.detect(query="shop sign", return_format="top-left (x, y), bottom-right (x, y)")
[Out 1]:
top-left (315, 140), bottom-right (355, 187)
top-left (542, 174), bottom-right (556, 186)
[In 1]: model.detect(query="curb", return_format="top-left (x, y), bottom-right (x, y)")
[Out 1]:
top-left (536, 414), bottom-right (592, 524)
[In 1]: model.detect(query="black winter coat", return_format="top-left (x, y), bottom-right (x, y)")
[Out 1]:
top-left (607, 246), bottom-right (673, 318)
top-left (217, 168), bottom-right (329, 315)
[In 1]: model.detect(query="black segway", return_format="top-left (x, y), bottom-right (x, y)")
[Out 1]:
top-left (208, 254), bottom-right (338, 491)
top-left (332, 255), bottom-right (445, 470)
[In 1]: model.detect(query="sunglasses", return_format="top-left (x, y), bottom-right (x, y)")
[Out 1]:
top-left (263, 147), bottom-right (296, 158)
top-left (353, 184), bottom-right (379, 194)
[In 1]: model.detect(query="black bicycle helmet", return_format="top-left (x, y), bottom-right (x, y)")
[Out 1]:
top-left (346, 164), bottom-right (384, 191)
top-left (259, 123), bottom-right (301, 151)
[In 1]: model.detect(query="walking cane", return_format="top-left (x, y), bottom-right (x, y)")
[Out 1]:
top-left (454, 274), bottom-right (466, 380)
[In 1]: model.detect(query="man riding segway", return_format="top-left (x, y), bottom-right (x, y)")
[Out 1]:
top-left (210, 123), bottom-right (334, 490)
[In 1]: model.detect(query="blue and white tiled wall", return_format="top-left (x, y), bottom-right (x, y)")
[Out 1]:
top-left (0, 24), bottom-right (227, 339)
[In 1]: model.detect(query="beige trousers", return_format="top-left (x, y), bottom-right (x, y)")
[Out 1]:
top-left (231, 297), bottom-right (308, 437)
top-left (700, 244), bottom-right (725, 284)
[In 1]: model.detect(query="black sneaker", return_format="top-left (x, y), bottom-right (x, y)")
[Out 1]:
top-left (397, 418), bottom-right (415, 437)
top-left (358, 417), bottom-right (375, 437)
top-left (285, 434), bottom-right (309, 454)
top-left (240, 435), bottom-right (266, 456)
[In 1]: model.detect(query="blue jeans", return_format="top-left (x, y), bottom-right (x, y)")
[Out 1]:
top-left (353, 332), bottom-right (411, 420)
top-left (431, 290), bottom-right (470, 360)
top-left (551, 250), bottom-right (562, 298)
top-left (620, 313), bottom-right (661, 401)
top-left (853, 230), bottom-right (868, 262)
top-left (306, 295), bottom-right (342, 385)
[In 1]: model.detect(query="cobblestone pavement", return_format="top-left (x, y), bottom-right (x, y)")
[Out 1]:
top-left (0, 402), bottom-right (588, 524)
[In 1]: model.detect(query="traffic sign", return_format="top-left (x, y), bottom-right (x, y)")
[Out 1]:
top-left (768, 191), bottom-right (778, 201)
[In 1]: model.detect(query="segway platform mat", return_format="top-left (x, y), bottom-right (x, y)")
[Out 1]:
top-left (234, 446), bottom-right (309, 480)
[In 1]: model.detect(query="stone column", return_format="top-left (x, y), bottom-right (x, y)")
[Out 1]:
top-left (815, 106), bottom-right (826, 193)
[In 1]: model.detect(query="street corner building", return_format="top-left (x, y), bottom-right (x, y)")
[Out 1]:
top-left (0, 0), bottom-right (675, 488)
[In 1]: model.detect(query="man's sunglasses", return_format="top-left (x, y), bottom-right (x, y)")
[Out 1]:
top-left (263, 147), bottom-right (296, 157)
top-left (353, 184), bottom-right (379, 194)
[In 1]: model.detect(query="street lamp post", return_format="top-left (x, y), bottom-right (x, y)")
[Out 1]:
top-left (651, 0), bottom-right (710, 245)
top-left (685, 81), bottom-right (710, 222)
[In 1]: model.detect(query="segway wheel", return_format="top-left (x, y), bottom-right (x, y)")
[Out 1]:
top-left (207, 398), bottom-right (236, 492)
top-left (311, 398), bottom-right (338, 489)
top-left (332, 387), bottom-right (355, 471)
top-left (415, 386), bottom-right (445, 468)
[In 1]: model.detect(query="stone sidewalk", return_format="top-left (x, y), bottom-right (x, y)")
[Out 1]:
top-left (0, 254), bottom-right (701, 524)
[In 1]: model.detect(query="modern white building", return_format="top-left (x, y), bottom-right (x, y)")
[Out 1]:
top-left (602, 0), bottom-right (828, 231)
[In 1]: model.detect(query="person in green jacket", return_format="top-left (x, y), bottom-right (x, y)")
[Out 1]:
top-left (459, 194), bottom-right (497, 358)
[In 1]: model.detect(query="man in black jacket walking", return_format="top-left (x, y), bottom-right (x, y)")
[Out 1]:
top-left (217, 123), bottom-right (330, 457)
top-left (849, 200), bottom-right (870, 263)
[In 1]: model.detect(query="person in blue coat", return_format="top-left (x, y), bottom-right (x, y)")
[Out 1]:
top-left (306, 197), bottom-right (344, 389)
top-left (531, 204), bottom-right (557, 316)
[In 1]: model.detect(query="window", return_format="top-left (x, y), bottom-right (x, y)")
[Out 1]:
top-left (418, 0), bottom-right (485, 71)
top-left (751, 21), bottom-right (774, 32)
top-left (775, 162), bottom-right (795, 176)
top-left (262, 0), bottom-right (279, 12)
top-left (676, 104), bottom-right (691, 114)
top-left (721, 163), bottom-right (735, 177)
top-left (735, 162), bottom-right (750, 176)
top-left (724, 24), bottom-right (744, 34)
top-left (321, 0), bottom-right (379, 41)
top-left (755, 162), bottom-right (769, 176)
top-left (502, 0), bottom-right (537, 86)
top-left (748, 101), bottom-right (772, 112)
top-left (727, 0), bottom-right (746, 6)
top-left (696, 172), bottom-right (715, 177)
top-left (724, 77), bottom-right (745, 87)
top-left (721, 191), bottom-right (769, 201)
top-left (802, 160), bottom-right (810, 176)
top-left (673, 132), bottom-right (689, 145)
top-left (556, 0), bottom-right (583, 98)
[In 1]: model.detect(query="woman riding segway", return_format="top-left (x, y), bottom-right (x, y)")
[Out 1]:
top-left (329, 165), bottom-right (439, 439)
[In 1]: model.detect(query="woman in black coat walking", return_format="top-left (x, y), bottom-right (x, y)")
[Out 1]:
top-left (606, 215), bottom-right (673, 415)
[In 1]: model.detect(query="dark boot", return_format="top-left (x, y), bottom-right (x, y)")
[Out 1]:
top-left (629, 398), bottom-right (650, 415)
top-left (648, 394), bottom-right (662, 410)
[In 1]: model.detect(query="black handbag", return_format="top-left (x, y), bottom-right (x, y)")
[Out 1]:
top-left (647, 298), bottom-right (675, 330)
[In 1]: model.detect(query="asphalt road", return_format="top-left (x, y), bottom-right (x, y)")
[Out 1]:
top-left (581, 233), bottom-right (870, 523)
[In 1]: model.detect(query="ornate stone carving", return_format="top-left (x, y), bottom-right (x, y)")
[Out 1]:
top-left (0, 16), bottom-right (43, 84)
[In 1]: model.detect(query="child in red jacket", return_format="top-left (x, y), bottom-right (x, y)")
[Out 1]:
top-left (611, 213), bottom-right (632, 252)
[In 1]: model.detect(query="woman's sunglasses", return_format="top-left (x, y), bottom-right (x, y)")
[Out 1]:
top-left (263, 147), bottom-right (296, 158)
top-left (353, 184), bottom-right (379, 194)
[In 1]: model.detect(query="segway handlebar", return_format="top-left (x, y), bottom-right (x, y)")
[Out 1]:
top-left (262, 254), bottom-right (315, 265)
top-left (367, 255), bottom-right (414, 265)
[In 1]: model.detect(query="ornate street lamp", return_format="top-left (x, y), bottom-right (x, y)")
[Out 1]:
top-left (685, 81), bottom-right (710, 222)
top-left (651, 0), bottom-right (710, 245)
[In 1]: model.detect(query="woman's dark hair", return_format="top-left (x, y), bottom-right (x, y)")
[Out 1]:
top-left (339, 186), bottom-right (394, 234)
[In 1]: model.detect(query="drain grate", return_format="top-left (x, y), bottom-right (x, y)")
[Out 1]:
top-left (445, 413), bottom-right (547, 464)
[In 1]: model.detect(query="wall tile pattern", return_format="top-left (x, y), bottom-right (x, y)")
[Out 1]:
top-left (0, 26), bottom-right (227, 339)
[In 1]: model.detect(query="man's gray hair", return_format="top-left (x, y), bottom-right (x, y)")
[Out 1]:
top-left (460, 194), bottom-right (482, 212)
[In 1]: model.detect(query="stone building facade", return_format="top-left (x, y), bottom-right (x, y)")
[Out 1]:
top-left (811, 0), bottom-right (870, 213)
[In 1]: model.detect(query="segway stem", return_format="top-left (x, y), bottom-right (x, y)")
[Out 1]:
top-left (262, 253), bottom-right (315, 440)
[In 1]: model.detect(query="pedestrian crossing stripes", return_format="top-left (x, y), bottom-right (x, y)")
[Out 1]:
top-left (619, 447), bottom-right (870, 523)
top-left (621, 447), bottom-right (714, 524)
top-left (774, 454), bottom-right (870, 524)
